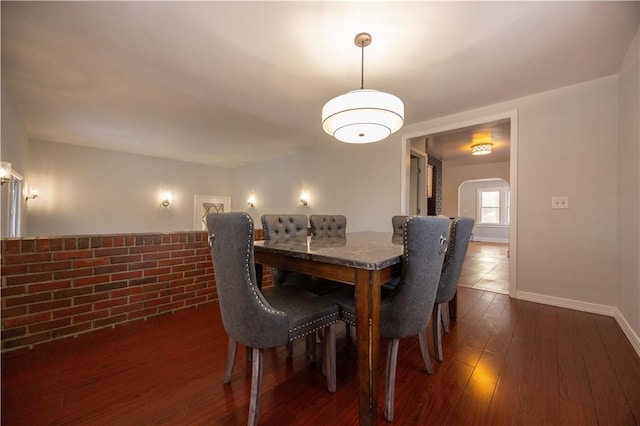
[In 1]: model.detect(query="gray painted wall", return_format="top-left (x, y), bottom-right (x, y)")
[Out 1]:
top-left (26, 140), bottom-right (233, 236)
top-left (458, 178), bottom-right (510, 243)
top-left (617, 29), bottom-right (640, 343)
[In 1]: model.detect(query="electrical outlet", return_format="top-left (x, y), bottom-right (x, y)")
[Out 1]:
top-left (552, 196), bottom-right (569, 209)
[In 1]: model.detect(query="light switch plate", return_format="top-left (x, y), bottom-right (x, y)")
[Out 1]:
top-left (552, 196), bottom-right (569, 209)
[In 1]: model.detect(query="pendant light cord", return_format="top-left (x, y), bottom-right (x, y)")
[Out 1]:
top-left (360, 43), bottom-right (365, 90)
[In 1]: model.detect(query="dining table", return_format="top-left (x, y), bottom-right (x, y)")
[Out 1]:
top-left (253, 232), bottom-right (404, 426)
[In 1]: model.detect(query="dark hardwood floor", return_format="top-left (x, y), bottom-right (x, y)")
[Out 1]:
top-left (3, 286), bottom-right (639, 425)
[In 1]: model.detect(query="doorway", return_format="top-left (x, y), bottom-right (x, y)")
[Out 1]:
top-left (401, 110), bottom-right (518, 297)
top-left (409, 152), bottom-right (427, 215)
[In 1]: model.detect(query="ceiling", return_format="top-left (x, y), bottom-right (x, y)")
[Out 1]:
top-left (2, 2), bottom-right (637, 168)
top-left (421, 119), bottom-right (511, 167)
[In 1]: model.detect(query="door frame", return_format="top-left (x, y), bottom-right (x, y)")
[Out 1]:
top-left (400, 110), bottom-right (518, 297)
top-left (409, 148), bottom-right (428, 215)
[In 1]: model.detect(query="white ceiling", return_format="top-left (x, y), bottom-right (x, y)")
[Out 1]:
top-left (422, 119), bottom-right (511, 167)
top-left (2, 2), bottom-right (638, 168)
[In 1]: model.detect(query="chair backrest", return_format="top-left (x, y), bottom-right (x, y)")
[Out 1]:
top-left (261, 214), bottom-right (308, 241)
top-left (391, 215), bottom-right (408, 238)
top-left (310, 215), bottom-right (347, 237)
top-left (380, 216), bottom-right (450, 339)
top-left (435, 217), bottom-right (475, 304)
top-left (207, 212), bottom-right (288, 348)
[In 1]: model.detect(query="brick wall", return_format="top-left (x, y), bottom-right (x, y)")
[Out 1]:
top-left (1, 229), bottom-right (269, 353)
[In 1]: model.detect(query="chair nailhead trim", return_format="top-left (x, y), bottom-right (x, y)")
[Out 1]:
top-left (243, 213), bottom-right (286, 317)
top-left (289, 317), bottom-right (339, 342)
top-left (442, 219), bottom-right (458, 271)
top-left (340, 310), bottom-right (356, 327)
top-left (290, 312), bottom-right (337, 333)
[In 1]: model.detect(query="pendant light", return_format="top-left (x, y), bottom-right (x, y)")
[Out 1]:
top-left (322, 33), bottom-right (404, 144)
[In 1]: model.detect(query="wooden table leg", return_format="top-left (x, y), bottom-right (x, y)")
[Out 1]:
top-left (354, 269), bottom-right (381, 426)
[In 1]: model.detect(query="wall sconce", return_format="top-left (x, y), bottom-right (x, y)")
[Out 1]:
top-left (161, 192), bottom-right (171, 207)
top-left (25, 188), bottom-right (38, 201)
top-left (247, 195), bottom-right (256, 207)
top-left (299, 191), bottom-right (310, 206)
top-left (0, 162), bottom-right (12, 185)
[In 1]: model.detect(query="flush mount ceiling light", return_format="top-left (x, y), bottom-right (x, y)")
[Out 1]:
top-left (322, 33), bottom-right (404, 144)
top-left (470, 131), bottom-right (493, 155)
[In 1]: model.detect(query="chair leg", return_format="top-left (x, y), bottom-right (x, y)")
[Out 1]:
top-left (305, 334), bottom-right (316, 363)
top-left (224, 337), bottom-right (237, 384)
top-left (248, 347), bottom-right (263, 426)
top-left (441, 302), bottom-right (450, 333)
top-left (433, 304), bottom-right (444, 362)
top-left (315, 330), bottom-right (326, 375)
top-left (324, 324), bottom-right (337, 393)
top-left (449, 292), bottom-right (457, 321)
top-left (417, 329), bottom-right (434, 374)
top-left (384, 338), bottom-right (400, 422)
top-left (286, 341), bottom-right (294, 358)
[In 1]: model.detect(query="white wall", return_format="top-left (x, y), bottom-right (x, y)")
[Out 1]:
top-left (231, 74), bottom-right (623, 311)
top-left (441, 161), bottom-right (510, 217)
top-left (401, 76), bottom-right (619, 307)
top-left (232, 139), bottom-right (401, 232)
top-left (617, 28), bottom-right (640, 341)
top-left (27, 140), bottom-right (233, 236)
top-left (0, 87), bottom-right (29, 237)
top-left (459, 178), bottom-right (510, 243)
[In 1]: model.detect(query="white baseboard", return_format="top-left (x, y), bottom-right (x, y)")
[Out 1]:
top-left (516, 291), bottom-right (640, 357)
top-left (471, 237), bottom-right (509, 244)
top-left (613, 308), bottom-right (640, 357)
top-left (516, 291), bottom-right (616, 315)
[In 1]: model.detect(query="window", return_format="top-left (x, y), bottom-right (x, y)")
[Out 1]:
top-left (478, 187), bottom-right (510, 226)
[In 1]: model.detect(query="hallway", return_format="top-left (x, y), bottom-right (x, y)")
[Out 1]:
top-left (458, 242), bottom-right (509, 295)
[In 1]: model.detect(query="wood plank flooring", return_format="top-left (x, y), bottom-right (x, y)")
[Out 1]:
top-left (3, 286), bottom-right (639, 425)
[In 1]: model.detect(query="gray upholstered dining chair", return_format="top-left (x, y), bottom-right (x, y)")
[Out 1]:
top-left (432, 217), bottom-right (474, 362)
top-left (207, 212), bottom-right (339, 426)
top-left (391, 215), bottom-right (408, 239)
top-left (261, 214), bottom-right (309, 287)
top-left (310, 215), bottom-right (347, 237)
top-left (262, 213), bottom-right (343, 296)
top-left (326, 216), bottom-right (450, 421)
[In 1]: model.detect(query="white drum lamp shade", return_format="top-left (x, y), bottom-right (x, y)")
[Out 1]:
top-left (322, 89), bottom-right (404, 144)
top-left (322, 33), bottom-right (404, 144)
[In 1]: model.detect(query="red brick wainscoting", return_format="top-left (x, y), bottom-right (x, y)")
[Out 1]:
top-left (1, 229), bottom-right (269, 352)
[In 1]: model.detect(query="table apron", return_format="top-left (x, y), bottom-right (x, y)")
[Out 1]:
top-left (254, 250), bottom-right (400, 286)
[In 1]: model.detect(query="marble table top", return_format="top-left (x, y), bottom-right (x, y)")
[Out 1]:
top-left (254, 232), bottom-right (403, 270)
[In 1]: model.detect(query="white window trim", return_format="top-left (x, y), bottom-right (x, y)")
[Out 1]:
top-left (477, 187), bottom-right (510, 226)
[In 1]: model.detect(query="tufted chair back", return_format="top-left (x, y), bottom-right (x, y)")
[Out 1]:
top-left (380, 216), bottom-right (450, 338)
top-left (435, 217), bottom-right (475, 305)
top-left (310, 215), bottom-right (347, 237)
top-left (261, 214), bottom-right (308, 241)
top-left (207, 212), bottom-right (288, 348)
top-left (261, 214), bottom-right (308, 286)
top-left (391, 215), bottom-right (408, 238)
